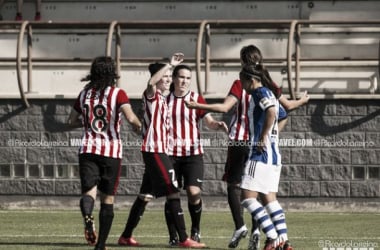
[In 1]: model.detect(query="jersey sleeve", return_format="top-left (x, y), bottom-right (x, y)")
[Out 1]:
top-left (269, 81), bottom-right (282, 98)
top-left (117, 89), bottom-right (130, 108)
top-left (228, 80), bottom-right (242, 100)
top-left (196, 95), bottom-right (208, 118)
top-left (257, 88), bottom-right (276, 111)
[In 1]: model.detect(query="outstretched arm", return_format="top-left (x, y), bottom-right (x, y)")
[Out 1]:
top-left (185, 95), bottom-right (237, 113)
top-left (203, 114), bottom-right (228, 133)
top-left (279, 91), bottom-right (310, 111)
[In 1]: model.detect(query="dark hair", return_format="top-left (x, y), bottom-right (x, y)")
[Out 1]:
top-left (240, 64), bottom-right (263, 82)
top-left (81, 56), bottom-right (120, 90)
top-left (240, 64), bottom-right (280, 97)
top-left (240, 45), bottom-right (281, 98)
top-left (148, 62), bottom-right (166, 77)
top-left (172, 64), bottom-right (192, 77)
top-left (170, 64), bottom-right (192, 92)
top-left (240, 45), bottom-right (263, 66)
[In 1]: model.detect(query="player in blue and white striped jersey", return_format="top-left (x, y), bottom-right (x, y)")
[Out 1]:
top-left (239, 63), bottom-right (292, 250)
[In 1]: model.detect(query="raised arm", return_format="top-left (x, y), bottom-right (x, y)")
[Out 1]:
top-left (145, 53), bottom-right (184, 97)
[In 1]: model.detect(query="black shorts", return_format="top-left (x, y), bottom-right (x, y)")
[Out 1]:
top-left (170, 154), bottom-right (204, 189)
top-left (223, 142), bottom-right (250, 184)
top-left (79, 153), bottom-right (121, 195)
top-left (141, 152), bottom-right (179, 198)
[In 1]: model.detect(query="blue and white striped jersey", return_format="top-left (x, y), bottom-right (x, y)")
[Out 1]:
top-left (247, 86), bottom-right (281, 166)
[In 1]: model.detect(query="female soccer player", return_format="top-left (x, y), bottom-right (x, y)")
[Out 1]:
top-left (118, 53), bottom-right (206, 248)
top-left (239, 63), bottom-right (293, 250)
top-left (166, 64), bottom-right (228, 244)
top-left (67, 56), bottom-right (141, 250)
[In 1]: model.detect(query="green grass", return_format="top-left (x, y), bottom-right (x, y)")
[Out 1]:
top-left (0, 209), bottom-right (379, 249)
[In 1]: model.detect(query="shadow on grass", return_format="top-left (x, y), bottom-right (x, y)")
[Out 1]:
top-left (109, 243), bottom-right (215, 249)
top-left (0, 242), bottom-right (218, 249)
top-left (0, 242), bottom-right (83, 248)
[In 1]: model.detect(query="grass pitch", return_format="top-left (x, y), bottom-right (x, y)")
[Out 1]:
top-left (0, 209), bottom-right (379, 249)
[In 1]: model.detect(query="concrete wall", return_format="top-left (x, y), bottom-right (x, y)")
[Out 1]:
top-left (0, 98), bottom-right (379, 198)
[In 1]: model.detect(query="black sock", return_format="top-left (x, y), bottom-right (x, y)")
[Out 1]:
top-left (96, 203), bottom-right (114, 249)
top-left (122, 197), bottom-right (148, 238)
top-left (252, 216), bottom-right (259, 233)
top-left (80, 195), bottom-right (95, 217)
top-left (188, 200), bottom-right (202, 233)
top-left (165, 200), bottom-right (179, 241)
top-left (167, 199), bottom-right (187, 242)
top-left (227, 185), bottom-right (245, 230)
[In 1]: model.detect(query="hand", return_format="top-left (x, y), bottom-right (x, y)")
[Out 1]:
top-left (299, 91), bottom-right (310, 105)
top-left (132, 124), bottom-right (142, 135)
top-left (217, 121), bottom-right (228, 134)
top-left (184, 99), bottom-right (198, 109)
top-left (256, 136), bottom-right (268, 153)
top-left (170, 53), bottom-right (184, 67)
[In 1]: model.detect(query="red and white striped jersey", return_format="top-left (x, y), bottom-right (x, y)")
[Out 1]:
top-left (74, 86), bottom-right (130, 159)
top-left (228, 80), bottom-right (251, 141)
top-left (141, 90), bottom-right (169, 153)
top-left (166, 91), bottom-right (208, 156)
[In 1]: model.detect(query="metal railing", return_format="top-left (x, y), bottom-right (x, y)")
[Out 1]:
top-left (1, 19), bottom-right (379, 107)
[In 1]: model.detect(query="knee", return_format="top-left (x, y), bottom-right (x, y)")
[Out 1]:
top-left (186, 186), bottom-right (201, 204)
top-left (138, 193), bottom-right (154, 202)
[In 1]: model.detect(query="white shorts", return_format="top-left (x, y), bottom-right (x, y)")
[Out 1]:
top-left (240, 160), bottom-right (282, 194)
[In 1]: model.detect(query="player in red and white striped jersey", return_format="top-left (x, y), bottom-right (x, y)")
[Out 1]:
top-left (166, 64), bottom-right (228, 243)
top-left (118, 54), bottom-right (206, 248)
top-left (67, 56), bottom-right (141, 250)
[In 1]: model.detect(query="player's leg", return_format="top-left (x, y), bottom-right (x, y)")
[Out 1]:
top-left (187, 186), bottom-right (202, 242)
top-left (80, 187), bottom-right (98, 246)
top-left (164, 156), bottom-right (179, 245)
top-left (79, 154), bottom-right (101, 246)
top-left (261, 193), bottom-right (293, 250)
top-left (224, 144), bottom-right (250, 248)
top-left (166, 192), bottom-right (206, 248)
top-left (241, 160), bottom-right (282, 250)
top-left (164, 200), bottom-right (179, 245)
top-left (182, 155), bottom-right (204, 243)
top-left (241, 190), bottom-right (278, 250)
top-left (93, 156), bottom-right (121, 250)
top-left (119, 171), bottom-right (152, 246)
top-left (248, 212), bottom-right (261, 250)
top-left (118, 194), bottom-right (152, 246)
top-left (95, 194), bottom-right (114, 250)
